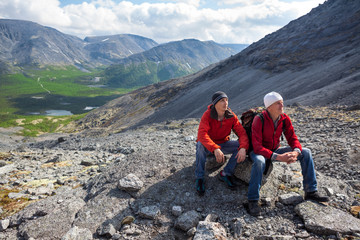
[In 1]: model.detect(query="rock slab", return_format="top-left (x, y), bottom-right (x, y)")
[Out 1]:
top-left (295, 201), bottom-right (360, 235)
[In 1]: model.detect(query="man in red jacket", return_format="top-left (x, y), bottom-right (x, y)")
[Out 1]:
top-left (247, 92), bottom-right (329, 216)
top-left (195, 91), bottom-right (249, 196)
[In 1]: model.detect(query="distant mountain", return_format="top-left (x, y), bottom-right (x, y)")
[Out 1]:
top-left (71, 0), bottom-right (360, 134)
top-left (0, 19), bottom-right (161, 69)
top-left (83, 34), bottom-right (158, 64)
top-left (0, 19), bottom-right (246, 90)
top-left (0, 19), bottom-right (88, 67)
top-left (103, 39), bottom-right (240, 88)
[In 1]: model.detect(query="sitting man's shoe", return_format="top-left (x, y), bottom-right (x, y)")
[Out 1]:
top-left (217, 170), bottom-right (236, 190)
top-left (305, 191), bottom-right (330, 202)
top-left (196, 178), bottom-right (205, 196)
top-left (247, 200), bottom-right (261, 217)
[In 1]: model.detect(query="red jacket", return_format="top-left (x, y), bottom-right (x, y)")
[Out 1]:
top-left (197, 105), bottom-right (249, 153)
top-left (252, 110), bottom-right (302, 159)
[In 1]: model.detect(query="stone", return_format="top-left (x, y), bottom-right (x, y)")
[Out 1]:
top-left (0, 219), bottom-right (10, 231)
top-left (11, 187), bottom-right (86, 239)
top-left (97, 223), bottom-right (116, 238)
top-left (138, 205), bottom-right (160, 220)
top-left (295, 201), bottom-right (360, 235)
top-left (205, 155), bottom-right (224, 171)
top-left (204, 214), bottom-right (218, 222)
top-left (171, 206), bottom-right (182, 217)
top-left (80, 160), bottom-right (96, 166)
top-left (234, 158), bottom-right (273, 185)
top-left (121, 216), bottom-right (135, 225)
top-left (278, 193), bottom-right (303, 205)
top-left (175, 210), bottom-right (202, 232)
top-left (8, 192), bottom-right (27, 199)
top-left (117, 173), bottom-right (143, 192)
top-left (193, 221), bottom-right (227, 240)
top-left (231, 218), bottom-right (242, 238)
top-left (187, 227), bottom-right (197, 236)
top-left (324, 187), bottom-right (334, 196)
top-left (61, 226), bottom-right (92, 240)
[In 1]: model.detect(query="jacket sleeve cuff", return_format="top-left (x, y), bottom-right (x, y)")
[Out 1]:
top-left (294, 148), bottom-right (301, 154)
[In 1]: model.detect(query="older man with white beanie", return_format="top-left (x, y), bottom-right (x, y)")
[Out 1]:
top-left (246, 91), bottom-right (329, 216)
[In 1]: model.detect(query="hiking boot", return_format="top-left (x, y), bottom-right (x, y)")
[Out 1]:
top-left (247, 200), bottom-right (261, 217)
top-left (305, 191), bottom-right (330, 202)
top-left (196, 178), bottom-right (205, 196)
top-left (217, 170), bottom-right (236, 190)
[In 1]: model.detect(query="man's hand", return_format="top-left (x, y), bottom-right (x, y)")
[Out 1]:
top-left (236, 148), bottom-right (247, 163)
top-left (214, 148), bottom-right (225, 163)
top-left (276, 151), bottom-right (299, 164)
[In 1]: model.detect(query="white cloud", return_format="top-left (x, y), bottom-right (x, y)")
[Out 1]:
top-left (0, 0), bottom-right (326, 43)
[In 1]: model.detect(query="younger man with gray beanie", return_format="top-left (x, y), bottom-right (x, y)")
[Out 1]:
top-left (247, 91), bottom-right (329, 216)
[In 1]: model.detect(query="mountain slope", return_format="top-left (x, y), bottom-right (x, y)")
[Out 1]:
top-left (0, 19), bottom-right (88, 67)
top-left (103, 39), bottom-right (240, 88)
top-left (83, 34), bottom-right (158, 64)
top-left (70, 0), bottom-right (360, 134)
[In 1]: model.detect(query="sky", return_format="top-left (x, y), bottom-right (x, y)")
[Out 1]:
top-left (0, 0), bottom-right (326, 44)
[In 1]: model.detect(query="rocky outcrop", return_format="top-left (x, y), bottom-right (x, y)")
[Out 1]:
top-left (0, 106), bottom-right (359, 239)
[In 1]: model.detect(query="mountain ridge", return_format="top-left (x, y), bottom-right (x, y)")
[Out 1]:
top-left (0, 19), bottom-right (245, 70)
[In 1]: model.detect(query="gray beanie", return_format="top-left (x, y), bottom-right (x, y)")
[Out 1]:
top-left (212, 91), bottom-right (228, 106)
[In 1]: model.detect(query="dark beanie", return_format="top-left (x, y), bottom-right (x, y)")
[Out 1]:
top-left (212, 91), bottom-right (228, 106)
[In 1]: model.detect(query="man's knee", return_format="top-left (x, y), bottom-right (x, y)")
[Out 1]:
top-left (301, 147), bottom-right (312, 157)
top-left (250, 153), bottom-right (266, 171)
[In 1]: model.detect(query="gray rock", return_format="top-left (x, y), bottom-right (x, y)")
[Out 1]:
top-left (61, 226), bottom-right (92, 240)
top-left (187, 227), bottom-right (197, 237)
top-left (230, 218), bottom-right (242, 238)
top-left (0, 160), bottom-right (6, 167)
top-left (278, 193), bottom-right (303, 205)
top-left (0, 219), bottom-right (10, 231)
top-left (80, 160), bottom-right (96, 166)
top-left (138, 205), bottom-right (160, 220)
top-left (234, 158), bottom-right (273, 184)
top-left (295, 201), bottom-right (360, 235)
top-left (117, 173), bottom-right (143, 192)
top-left (324, 187), bottom-right (334, 196)
top-left (175, 210), bottom-right (202, 232)
top-left (8, 192), bottom-right (27, 199)
top-left (97, 223), bottom-right (116, 238)
top-left (171, 205), bottom-right (182, 217)
top-left (0, 164), bottom-right (15, 175)
top-left (205, 155), bottom-right (224, 171)
top-left (193, 221), bottom-right (227, 240)
top-left (10, 187), bottom-right (86, 239)
top-left (204, 214), bottom-right (218, 222)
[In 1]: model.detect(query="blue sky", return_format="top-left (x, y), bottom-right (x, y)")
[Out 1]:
top-left (0, 0), bottom-right (326, 44)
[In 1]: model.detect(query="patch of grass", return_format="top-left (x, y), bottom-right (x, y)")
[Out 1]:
top-left (0, 66), bottom-right (136, 115)
top-left (0, 187), bottom-right (34, 219)
top-left (0, 113), bottom-right (87, 137)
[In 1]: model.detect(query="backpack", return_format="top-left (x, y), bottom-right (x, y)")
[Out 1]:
top-left (240, 108), bottom-right (265, 153)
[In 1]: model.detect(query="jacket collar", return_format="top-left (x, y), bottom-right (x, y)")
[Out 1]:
top-left (209, 105), bottom-right (234, 120)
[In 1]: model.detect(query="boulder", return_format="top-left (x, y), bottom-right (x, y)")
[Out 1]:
top-left (193, 221), bottom-right (227, 240)
top-left (175, 210), bottom-right (202, 232)
top-left (117, 173), bottom-right (143, 192)
top-left (295, 201), bottom-right (360, 235)
top-left (233, 158), bottom-right (273, 185)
